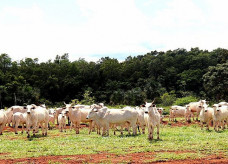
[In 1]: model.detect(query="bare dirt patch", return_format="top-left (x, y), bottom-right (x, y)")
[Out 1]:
top-left (0, 153), bottom-right (227, 164)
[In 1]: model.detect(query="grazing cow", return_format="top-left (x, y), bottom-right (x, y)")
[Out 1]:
top-left (58, 110), bottom-right (67, 132)
top-left (144, 102), bottom-right (160, 140)
top-left (87, 107), bottom-right (138, 136)
top-left (212, 104), bottom-right (228, 131)
top-left (26, 104), bottom-right (49, 138)
top-left (199, 104), bottom-right (213, 130)
top-left (188, 100), bottom-right (207, 121)
top-left (12, 112), bottom-right (27, 134)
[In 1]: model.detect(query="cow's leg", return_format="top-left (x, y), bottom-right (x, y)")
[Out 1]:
top-left (45, 121), bottom-right (48, 136)
top-left (76, 122), bottom-right (79, 134)
top-left (27, 124), bottom-right (31, 138)
top-left (131, 121), bottom-right (137, 135)
top-left (15, 121), bottom-right (19, 134)
top-left (64, 122), bottom-right (66, 132)
top-left (200, 121), bottom-right (203, 130)
top-left (148, 125), bottom-right (151, 140)
top-left (157, 124), bottom-right (160, 140)
top-left (137, 125), bottom-right (141, 134)
top-left (142, 124), bottom-right (145, 134)
top-left (0, 125), bottom-right (3, 135)
top-left (59, 123), bottom-right (61, 132)
top-left (206, 121), bottom-right (210, 130)
top-left (88, 121), bottom-right (92, 134)
top-left (151, 126), bottom-right (154, 140)
top-left (21, 124), bottom-right (24, 134)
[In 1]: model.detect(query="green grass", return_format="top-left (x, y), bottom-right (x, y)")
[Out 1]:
top-left (0, 124), bottom-right (227, 161)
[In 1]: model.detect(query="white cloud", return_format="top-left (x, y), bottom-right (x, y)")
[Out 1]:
top-left (0, 0), bottom-right (228, 62)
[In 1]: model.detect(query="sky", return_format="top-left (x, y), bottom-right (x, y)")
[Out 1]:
top-left (0, 0), bottom-right (228, 62)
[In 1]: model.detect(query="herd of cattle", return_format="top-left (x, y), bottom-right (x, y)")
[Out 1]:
top-left (0, 100), bottom-right (227, 140)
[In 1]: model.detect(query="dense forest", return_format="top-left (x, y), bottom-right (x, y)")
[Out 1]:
top-left (0, 47), bottom-right (227, 108)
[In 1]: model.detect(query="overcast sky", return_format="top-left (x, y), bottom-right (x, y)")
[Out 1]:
top-left (0, 0), bottom-right (228, 62)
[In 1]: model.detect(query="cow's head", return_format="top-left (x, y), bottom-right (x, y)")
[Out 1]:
top-left (86, 107), bottom-right (98, 119)
top-left (212, 104), bottom-right (220, 113)
top-left (26, 105), bottom-right (36, 114)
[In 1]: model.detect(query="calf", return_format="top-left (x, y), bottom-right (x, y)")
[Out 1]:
top-left (58, 111), bottom-right (67, 132)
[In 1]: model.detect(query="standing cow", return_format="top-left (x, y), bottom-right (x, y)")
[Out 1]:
top-left (26, 105), bottom-right (49, 138)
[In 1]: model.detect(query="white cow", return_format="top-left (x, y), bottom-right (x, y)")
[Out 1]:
top-left (169, 106), bottom-right (189, 122)
top-left (157, 107), bottom-right (164, 122)
top-left (199, 104), bottom-right (213, 130)
top-left (218, 102), bottom-right (228, 106)
top-left (135, 107), bottom-right (146, 134)
top-left (0, 108), bottom-right (13, 135)
top-left (65, 104), bottom-right (81, 134)
top-left (26, 104), bottom-right (49, 138)
top-left (87, 107), bottom-right (138, 136)
top-left (58, 110), bottom-right (67, 132)
top-left (12, 112), bottom-right (27, 134)
top-left (55, 107), bottom-right (64, 125)
top-left (212, 104), bottom-right (228, 131)
top-left (188, 100), bottom-right (207, 121)
top-left (144, 102), bottom-right (160, 140)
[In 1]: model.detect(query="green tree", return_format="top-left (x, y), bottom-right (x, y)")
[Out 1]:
top-left (203, 62), bottom-right (228, 101)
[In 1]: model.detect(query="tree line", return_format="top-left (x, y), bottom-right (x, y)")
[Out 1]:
top-left (0, 47), bottom-right (227, 108)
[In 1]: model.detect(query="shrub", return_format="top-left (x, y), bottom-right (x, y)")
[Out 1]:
top-left (174, 96), bottom-right (198, 106)
top-left (161, 91), bottom-right (176, 106)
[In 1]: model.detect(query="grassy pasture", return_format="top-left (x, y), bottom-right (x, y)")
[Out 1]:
top-left (0, 118), bottom-right (227, 162)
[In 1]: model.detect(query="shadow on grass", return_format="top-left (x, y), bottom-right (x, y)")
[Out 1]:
top-left (27, 134), bottom-right (47, 141)
top-left (215, 130), bottom-right (227, 133)
top-left (148, 138), bottom-right (163, 143)
top-left (117, 133), bottom-right (141, 138)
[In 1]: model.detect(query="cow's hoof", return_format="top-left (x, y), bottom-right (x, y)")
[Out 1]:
top-left (15, 132), bottom-right (18, 135)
